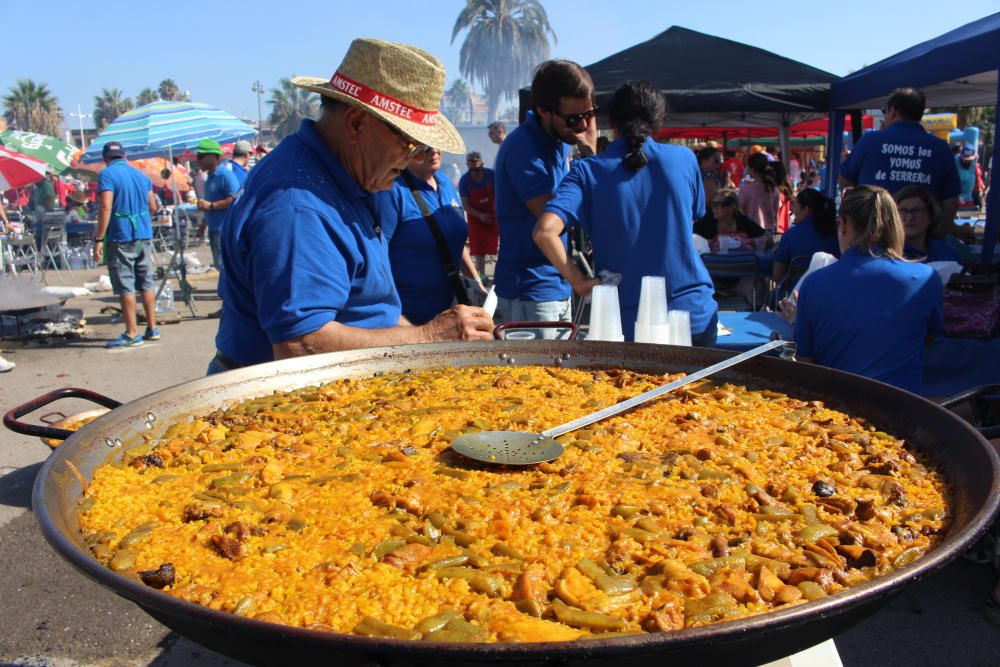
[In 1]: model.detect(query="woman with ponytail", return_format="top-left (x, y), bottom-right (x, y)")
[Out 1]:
top-left (771, 188), bottom-right (840, 283)
top-left (533, 80), bottom-right (717, 344)
top-left (794, 185), bottom-right (943, 393)
top-left (739, 152), bottom-right (781, 231)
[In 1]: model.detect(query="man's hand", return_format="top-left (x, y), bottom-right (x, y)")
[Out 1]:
top-left (572, 276), bottom-right (601, 296)
top-left (93, 241), bottom-right (103, 264)
top-left (197, 199), bottom-right (211, 211)
top-left (422, 304), bottom-right (494, 341)
top-left (576, 114), bottom-right (599, 157)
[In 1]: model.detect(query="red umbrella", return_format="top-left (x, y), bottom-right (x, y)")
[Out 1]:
top-left (0, 145), bottom-right (48, 191)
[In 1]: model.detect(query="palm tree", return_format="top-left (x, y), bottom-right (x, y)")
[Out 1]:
top-left (451, 0), bottom-right (556, 122)
top-left (2, 79), bottom-right (64, 136)
top-left (268, 77), bottom-right (319, 140)
top-left (444, 79), bottom-right (472, 124)
top-left (158, 79), bottom-right (189, 101)
top-left (137, 88), bottom-right (158, 106)
top-left (93, 88), bottom-right (134, 129)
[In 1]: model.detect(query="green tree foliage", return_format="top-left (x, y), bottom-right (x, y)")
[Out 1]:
top-left (157, 79), bottom-right (189, 102)
top-left (444, 79), bottom-right (472, 124)
top-left (93, 88), bottom-right (134, 129)
top-left (451, 0), bottom-right (556, 123)
top-left (137, 88), bottom-right (159, 106)
top-left (3, 79), bottom-right (64, 136)
top-left (268, 77), bottom-right (319, 140)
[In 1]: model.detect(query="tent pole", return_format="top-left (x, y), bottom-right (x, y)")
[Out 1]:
top-left (778, 121), bottom-right (791, 174)
top-left (981, 78), bottom-right (999, 266)
top-left (825, 111), bottom-right (846, 199)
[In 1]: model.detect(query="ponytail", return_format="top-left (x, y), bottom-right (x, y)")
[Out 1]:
top-left (795, 189), bottom-right (836, 236)
top-left (606, 80), bottom-right (665, 172)
top-left (747, 153), bottom-right (778, 192)
top-left (839, 185), bottom-right (904, 259)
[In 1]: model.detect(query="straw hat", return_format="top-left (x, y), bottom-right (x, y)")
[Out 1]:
top-left (292, 38), bottom-right (465, 155)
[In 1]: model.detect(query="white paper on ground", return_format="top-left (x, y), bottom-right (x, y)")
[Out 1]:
top-left (40, 286), bottom-right (91, 299)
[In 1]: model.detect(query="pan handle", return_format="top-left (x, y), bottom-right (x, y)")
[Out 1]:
top-left (936, 384), bottom-right (1000, 439)
top-left (4, 388), bottom-right (122, 441)
top-left (494, 321), bottom-right (580, 341)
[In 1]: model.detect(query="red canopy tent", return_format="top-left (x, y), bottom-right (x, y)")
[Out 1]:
top-left (654, 115), bottom-right (873, 141)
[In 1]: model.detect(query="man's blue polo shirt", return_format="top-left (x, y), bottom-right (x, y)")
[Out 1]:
top-left (494, 111), bottom-right (571, 302)
top-left (772, 216), bottom-right (840, 265)
top-left (377, 172), bottom-right (468, 325)
top-left (97, 158), bottom-right (153, 242)
top-left (229, 160), bottom-right (248, 187)
top-left (545, 138), bottom-right (717, 341)
top-left (203, 163), bottom-right (241, 232)
top-left (216, 119), bottom-right (401, 366)
top-left (840, 121), bottom-right (961, 201)
top-left (795, 246), bottom-right (943, 394)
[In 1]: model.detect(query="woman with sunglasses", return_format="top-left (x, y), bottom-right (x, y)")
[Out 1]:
top-left (377, 148), bottom-right (484, 325)
top-left (771, 189), bottom-right (839, 284)
top-left (693, 188), bottom-right (766, 253)
top-left (533, 80), bottom-right (717, 345)
top-left (893, 185), bottom-right (963, 264)
top-left (794, 185), bottom-right (943, 394)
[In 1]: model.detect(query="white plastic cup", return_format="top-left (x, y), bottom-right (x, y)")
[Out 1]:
top-left (668, 310), bottom-right (692, 346)
top-left (636, 276), bottom-right (668, 328)
top-left (504, 331), bottom-right (536, 340)
top-left (635, 322), bottom-right (671, 344)
top-left (589, 284), bottom-right (624, 342)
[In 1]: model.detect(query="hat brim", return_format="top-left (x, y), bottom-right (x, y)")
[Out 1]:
top-left (292, 76), bottom-right (465, 155)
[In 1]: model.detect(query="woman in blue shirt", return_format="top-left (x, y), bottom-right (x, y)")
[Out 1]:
top-left (772, 188), bottom-right (839, 284)
top-left (794, 185), bottom-right (943, 394)
top-left (534, 81), bottom-right (717, 345)
top-left (378, 149), bottom-right (483, 325)
top-left (893, 185), bottom-right (963, 265)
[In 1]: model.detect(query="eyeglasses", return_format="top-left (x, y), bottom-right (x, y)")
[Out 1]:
top-left (554, 106), bottom-right (599, 128)
top-left (382, 120), bottom-right (430, 159)
top-left (898, 206), bottom-right (929, 218)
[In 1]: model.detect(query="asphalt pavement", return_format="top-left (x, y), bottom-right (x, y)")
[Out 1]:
top-left (0, 253), bottom-right (996, 666)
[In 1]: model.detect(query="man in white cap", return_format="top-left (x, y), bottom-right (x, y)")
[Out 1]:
top-left (210, 38), bottom-right (493, 373)
top-left (229, 140), bottom-right (252, 187)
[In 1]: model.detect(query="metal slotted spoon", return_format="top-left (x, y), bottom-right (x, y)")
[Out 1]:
top-left (450, 340), bottom-right (786, 465)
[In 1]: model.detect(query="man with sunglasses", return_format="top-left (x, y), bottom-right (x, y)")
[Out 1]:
top-left (459, 151), bottom-right (498, 279)
top-left (493, 59), bottom-right (598, 337)
top-left (210, 39), bottom-right (493, 374)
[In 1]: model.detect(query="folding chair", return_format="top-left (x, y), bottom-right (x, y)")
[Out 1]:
top-left (770, 254), bottom-right (812, 308)
top-left (39, 218), bottom-right (75, 284)
top-left (701, 252), bottom-right (761, 311)
top-left (3, 233), bottom-right (40, 278)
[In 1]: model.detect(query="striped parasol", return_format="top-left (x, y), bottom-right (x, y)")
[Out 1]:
top-left (80, 100), bottom-right (257, 163)
top-left (0, 146), bottom-right (48, 190)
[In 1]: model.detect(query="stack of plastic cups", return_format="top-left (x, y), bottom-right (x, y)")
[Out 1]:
top-left (667, 310), bottom-right (693, 346)
top-left (634, 276), bottom-right (670, 344)
top-left (588, 284), bottom-right (625, 342)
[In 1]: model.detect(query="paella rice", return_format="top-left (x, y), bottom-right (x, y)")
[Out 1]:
top-left (77, 365), bottom-right (951, 641)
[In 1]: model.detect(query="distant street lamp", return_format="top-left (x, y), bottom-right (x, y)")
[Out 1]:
top-left (251, 81), bottom-right (265, 141)
top-left (70, 104), bottom-right (92, 149)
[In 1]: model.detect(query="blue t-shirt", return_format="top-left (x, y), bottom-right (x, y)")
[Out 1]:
top-left (229, 160), bottom-right (248, 187)
top-left (97, 158), bottom-right (153, 242)
top-left (795, 246), bottom-right (944, 394)
top-left (903, 238), bottom-right (961, 263)
top-left (216, 119), bottom-right (401, 366)
top-left (840, 121), bottom-right (961, 201)
top-left (378, 172), bottom-right (468, 325)
top-left (494, 111), bottom-right (572, 302)
top-left (203, 164), bottom-right (241, 232)
top-left (772, 216), bottom-right (840, 265)
top-left (545, 138), bottom-right (717, 340)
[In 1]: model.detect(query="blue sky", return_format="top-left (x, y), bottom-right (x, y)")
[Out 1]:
top-left (4, 0), bottom-right (997, 131)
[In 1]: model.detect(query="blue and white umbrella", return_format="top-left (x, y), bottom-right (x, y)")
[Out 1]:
top-left (81, 100), bottom-right (257, 163)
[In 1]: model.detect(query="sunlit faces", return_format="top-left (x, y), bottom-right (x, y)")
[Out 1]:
top-left (538, 96), bottom-right (597, 146)
top-left (357, 113), bottom-right (423, 192)
top-left (408, 148), bottom-right (442, 181)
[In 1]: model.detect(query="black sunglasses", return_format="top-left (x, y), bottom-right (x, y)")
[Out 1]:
top-left (554, 106), bottom-right (599, 128)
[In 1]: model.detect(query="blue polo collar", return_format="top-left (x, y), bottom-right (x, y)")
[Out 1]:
top-left (293, 119), bottom-right (369, 201)
top-left (524, 110), bottom-right (561, 151)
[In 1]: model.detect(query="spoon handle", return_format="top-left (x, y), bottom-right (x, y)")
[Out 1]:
top-left (541, 340), bottom-right (786, 439)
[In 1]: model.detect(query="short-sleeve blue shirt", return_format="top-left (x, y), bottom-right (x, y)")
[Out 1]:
top-left (494, 111), bottom-right (571, 302)
top-left (377, 172), bottom-right (468, 325)
top-left (772, 216), bottom-right (840, 265)
top-left (840, 122), bottom-right (961, 201)
top-left (545, 138), bottom-right (717, 340)
top-left (97, 158), bottom-right (153, 242)
top-left (203, 164), bottom-right (241, 232)
top-left (794, 246), bottom-right (944, 394)
top-left (229, 160), bottom-right (248, 187)
top-left (216, 119), bottom-right (401, 367)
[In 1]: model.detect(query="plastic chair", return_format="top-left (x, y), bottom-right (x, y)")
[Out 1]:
top-left (40, 220), bottom-right (74, 283)
top-left (701, 252), bottom-right (761, 311)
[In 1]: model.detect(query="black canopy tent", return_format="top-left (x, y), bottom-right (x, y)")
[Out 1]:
top-left (518, 26), bottom-right (839, 160)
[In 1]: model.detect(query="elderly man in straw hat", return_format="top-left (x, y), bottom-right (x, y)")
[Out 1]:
top-left (210, 39), bottom-right (493, 373)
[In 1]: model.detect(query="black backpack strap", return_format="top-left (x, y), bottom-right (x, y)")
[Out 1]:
top-left (402, 171), bottom-right (470, 305)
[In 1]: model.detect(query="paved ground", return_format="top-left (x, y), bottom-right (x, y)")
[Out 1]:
top-left (0, 253), bottom-right (996, 666)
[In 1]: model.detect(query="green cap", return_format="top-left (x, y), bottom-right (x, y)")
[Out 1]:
top-left (196, 138), bottom-right (223, 155)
